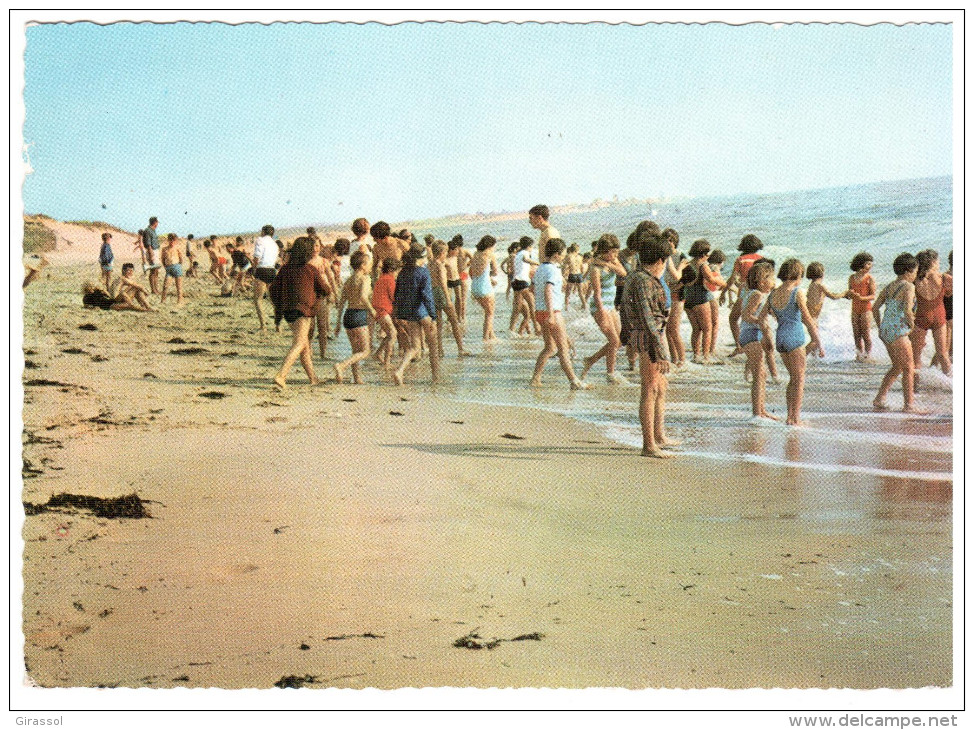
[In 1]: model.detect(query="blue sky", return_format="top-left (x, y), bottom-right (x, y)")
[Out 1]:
top-left (21, 19), bottom-right (953, 234)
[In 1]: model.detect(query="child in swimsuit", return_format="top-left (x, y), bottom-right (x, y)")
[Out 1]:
top-left (739, 262), bottom-right (778, 420)
top-left (760, 258), bottom-right (821, 426)
top-left (469, 235), bottom-right (499, 342)
top-left (873, 253), bottom-right (920, 411)
top-left (431, 240), bottom-right (470, 358)
top-left (333, 250), bottom-right (376, 384)
top-left (705, 248), bottom-right (726, 359)
top-left (910, 248), bottom-right (952, 378)
top-left (848, 252), bottom-right (876, 362)
top-left (530, 239), bottom-right (589, 391)
top-left (391, 244), bottom-right (440, 386)
top-left (724, 234), bottom-right (764, 355)
top-left (370, 257), bottom-right (400, 368)
top-left (661, 228), bottom-right (688, 368)
top-left (683, 239), bottom-right (725, 365)
top-left (160, 233), bottom-right (185, 306)
top-left (580, 234), bottom-right (630, 384)
top-left (562, 243), bottom-right (585, 310)
top-left (805, 262), bottom-right (850, 357)
top-left (932, 250), bottom-right (953, 370)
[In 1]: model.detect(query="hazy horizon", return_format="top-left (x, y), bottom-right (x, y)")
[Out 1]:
top-left (20, 18), bottom-right (953, 235)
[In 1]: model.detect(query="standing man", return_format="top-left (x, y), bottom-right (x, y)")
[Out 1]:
top-left (251, 224), bottom-right (278, 331)
top-left (528, 204), bottom-right (560, 253)
top-left (142, 216), bottom-right (162, 294)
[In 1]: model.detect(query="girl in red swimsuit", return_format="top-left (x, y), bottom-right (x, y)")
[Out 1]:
top-left (910, 249), bottom-right (952, 378)
top-left (848, 252), bottom-right (876, 361)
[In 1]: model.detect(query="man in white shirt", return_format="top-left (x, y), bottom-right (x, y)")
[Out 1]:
top-left (251, 224), bottom-right (278, 331)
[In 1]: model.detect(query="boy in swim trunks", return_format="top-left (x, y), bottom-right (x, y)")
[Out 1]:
top-left (530, 239), bottom-right (588, 391)
top-left (160, 233), bottom-right (185, 306)
top-left (562, 243), bottom-right (585, 310)
top-left (431, 240), bottom-right (470, 357)
top-left (872, 253), bottom-right (920, 412)
top-left (98, 232), bottom-right (114, 290)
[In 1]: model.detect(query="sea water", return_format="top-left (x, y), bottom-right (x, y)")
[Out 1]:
top-left (414, 176), bottom-right (954, 489)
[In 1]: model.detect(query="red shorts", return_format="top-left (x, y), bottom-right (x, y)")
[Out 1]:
top-left (534, 310), bottom-right (551, 324)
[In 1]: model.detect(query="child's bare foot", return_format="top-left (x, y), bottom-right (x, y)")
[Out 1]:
top-left (273, 376), bottom-right (286, 389)
top-left (641, 447), bottom-right (676, 458)
top-left (309, 376), bottom-right (321, 386)
top-left (872, 398), bottom-right (890, 411)
top-left (333, 364), bottom-right (344, 384)
top-left (657, 437), bottom-right (682, 448)
top-left (570, 379), bottom-right (591, 391)
top-left (392, 370), bottom-right (404, 386)
top-left (529, 378), bottom-right (543, 387)
top-left (786, 418), bottom-right (807, 427)
top-left (902, 404), bottom-right (929, 414)
top-left (458, 349), bottom-right (473, 357)
top-left (579, 356), bottom-right (594, 381)
top-left (756, 411), bottom-right (780, 421)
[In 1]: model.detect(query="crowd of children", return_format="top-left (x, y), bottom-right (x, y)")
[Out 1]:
top-left (81, 206), bottom-right (953, 455)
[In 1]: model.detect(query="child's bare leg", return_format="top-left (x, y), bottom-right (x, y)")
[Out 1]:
top-left (175, 277), bottom-right (184, 305)
top-left (709, 300), bottom-right (720, 356)
top-left (160, 276), bottom-right (169, 303)
top-left (859, 312), bottom-right (872, 357)
top-left (781, 348), bottom-right (807, 425)
top-left (393, 321), bottom-right (421, 385)
top-left (552, 323), bottom-right (580, 386)
top-left (276, 318), bottom-right (313, 387)
top-left (653, 373), bottom-right (679, 446)
top-left (422, 318), bottom-right (441, 382)
top-left (763, 339), bottom-right (779, 379)
top-left (435, 310), bottom-right (446, 357)
top-left (931, 325), bottom-right (951, 375)
top-left (509, 291), bottom-right (521, 332)
top-left (745, 342), bottom-right (773, 418)
top-left (638, 355), bottom-right (673, 457)
top-left (446, 307), bottom-right (467, 355)
top-left (531, 325), bottom-right (556, 386)
top-left (252, 281), bottom-right (268, 330)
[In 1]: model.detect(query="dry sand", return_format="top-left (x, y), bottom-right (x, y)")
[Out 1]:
top-left (19, 251), bottom-right (952, 691)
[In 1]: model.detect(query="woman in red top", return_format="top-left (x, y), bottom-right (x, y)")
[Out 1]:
top-left (269, 236), bottom-right (331, 388)
top-left (910, 249), bottom-right (952, 378)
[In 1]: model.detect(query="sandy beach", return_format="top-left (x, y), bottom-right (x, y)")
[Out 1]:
top-left (19, 240), bottom-right (952, 691)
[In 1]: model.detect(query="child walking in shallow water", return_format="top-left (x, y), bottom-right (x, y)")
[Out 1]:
top-left (804, 261), bottom-right (849, 357)
top-left (333, 250), bottom-right (377, 384)
top-left (873, 253), bottom-right (920, 412)
top-left (530, 239), bottom-right (589, 390)
top-left (760, 258), bottom-right (821, 426)
top-left (739, 262), bottom-right (778, 420)
top-left (619, 234), bottom-right (681, 457)
top-left (848, 252), bottom-right (876, 361)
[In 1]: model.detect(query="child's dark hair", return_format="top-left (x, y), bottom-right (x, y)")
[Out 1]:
top-left (806, 262), bottom-right (825, 280)
top-left (528, 204), bottom-right (549, 220)
top-left (261, 225), bottom-right (275, 237)
top-left (850, 252), bottom-right (873, 272)
top-left (476, 235), bottom-right (497, 252)
top-left (101, 232), bottom-right (112, 242)
top-left (448, 236), bottom-right (464, 250)
top-left (236, 236), bottom-right (244, 243)
top-left (661, 228), bottom-right (679, 247)
top-left (755, 256), bottom-right (776, 268)
top-left (688, 239), bottom-right (711, 258)
top-left (638, 235), bottom-right (670, 266)
top-left (519, 236), bottom-right (534, 248)
top-left (545, 238), bottom-right (566, 260)
top-left (351, 218), bottom-right (369, 237)
top-left (187, 234), bottom-right (194, 241)
top-left (738, 234), bottom-right (763, 253)
top-left (423, 233), bottom-right (435, 245)
top-left (915, 249), bottom-right (939, 280)
top-left (333, 238), bottom-right (351, 256)
top-left (507, 242), bottom-right (519, 254)
top-left (381, 257), bottom-right (401, 274)
top-left (778, 258), bottom-right (805, 281)
top-left (168, 233), bottom-right (178, 242)
top-left (149, 217), bottom-right (158, 225)
top-left (948, 250), bottom-right (953, 268)
top-left (431, 240), bottom-right (448, 258)
top-left (349, 250), bottom-right (368, 271)
top-left (288, 237), bottom-right (315, 267)
top-left (707, 249), bottom-right (726, 266)
top-left (634, 220), bottom-right (661, 241)
top-left (892, 253), bottom-right (919, 276)
top-left (370, 221), bottom-right (391, 239)
top-left (203, 241), bottom-right (212, 248)
top-left (122, 262), bottom-right (135, 274)
top-left (402, 243), bottom-right (426, 266)
top-left (595, 233), bottom-right (620, 256)
top-left (747, 261), bottom-right (775, 290)
top-left (567, 243), bottom-right (578, 254)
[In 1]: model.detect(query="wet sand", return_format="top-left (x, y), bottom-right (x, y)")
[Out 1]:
top-left (19, 262), bottom-right (952, 691)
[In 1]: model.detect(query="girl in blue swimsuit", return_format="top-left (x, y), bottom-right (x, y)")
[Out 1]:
top-left (761, 259), bottom-right (821, 426)
top-left (872, 253), bottom-right (921, 412)
top-left (740, 262), bottom-right (778, 420)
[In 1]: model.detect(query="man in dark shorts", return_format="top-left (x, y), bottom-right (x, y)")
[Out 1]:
top-left (142, 216), bottom-right (162, 294)
top-left (252, 224), bottom-right (278, 331)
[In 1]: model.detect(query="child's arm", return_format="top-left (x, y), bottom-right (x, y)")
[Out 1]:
top-left (544, 280), bottom-right (555, 314)
top-left (741, 291), bottom-right (763, 326)
top-left (361, 277), bottom-right (377, 318)
top-left (333, 284), bottom-right (348, 335)
top-left (701, 262), bottom-right (726, 289)
top-left (590, 267), bottom-right (604, 313)
top-left (872, 283), bottom-right (889, 329)
top-left (797, 290), bottom-right (822, 354)
top-left (902, 285), bottom-right (916, 331)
